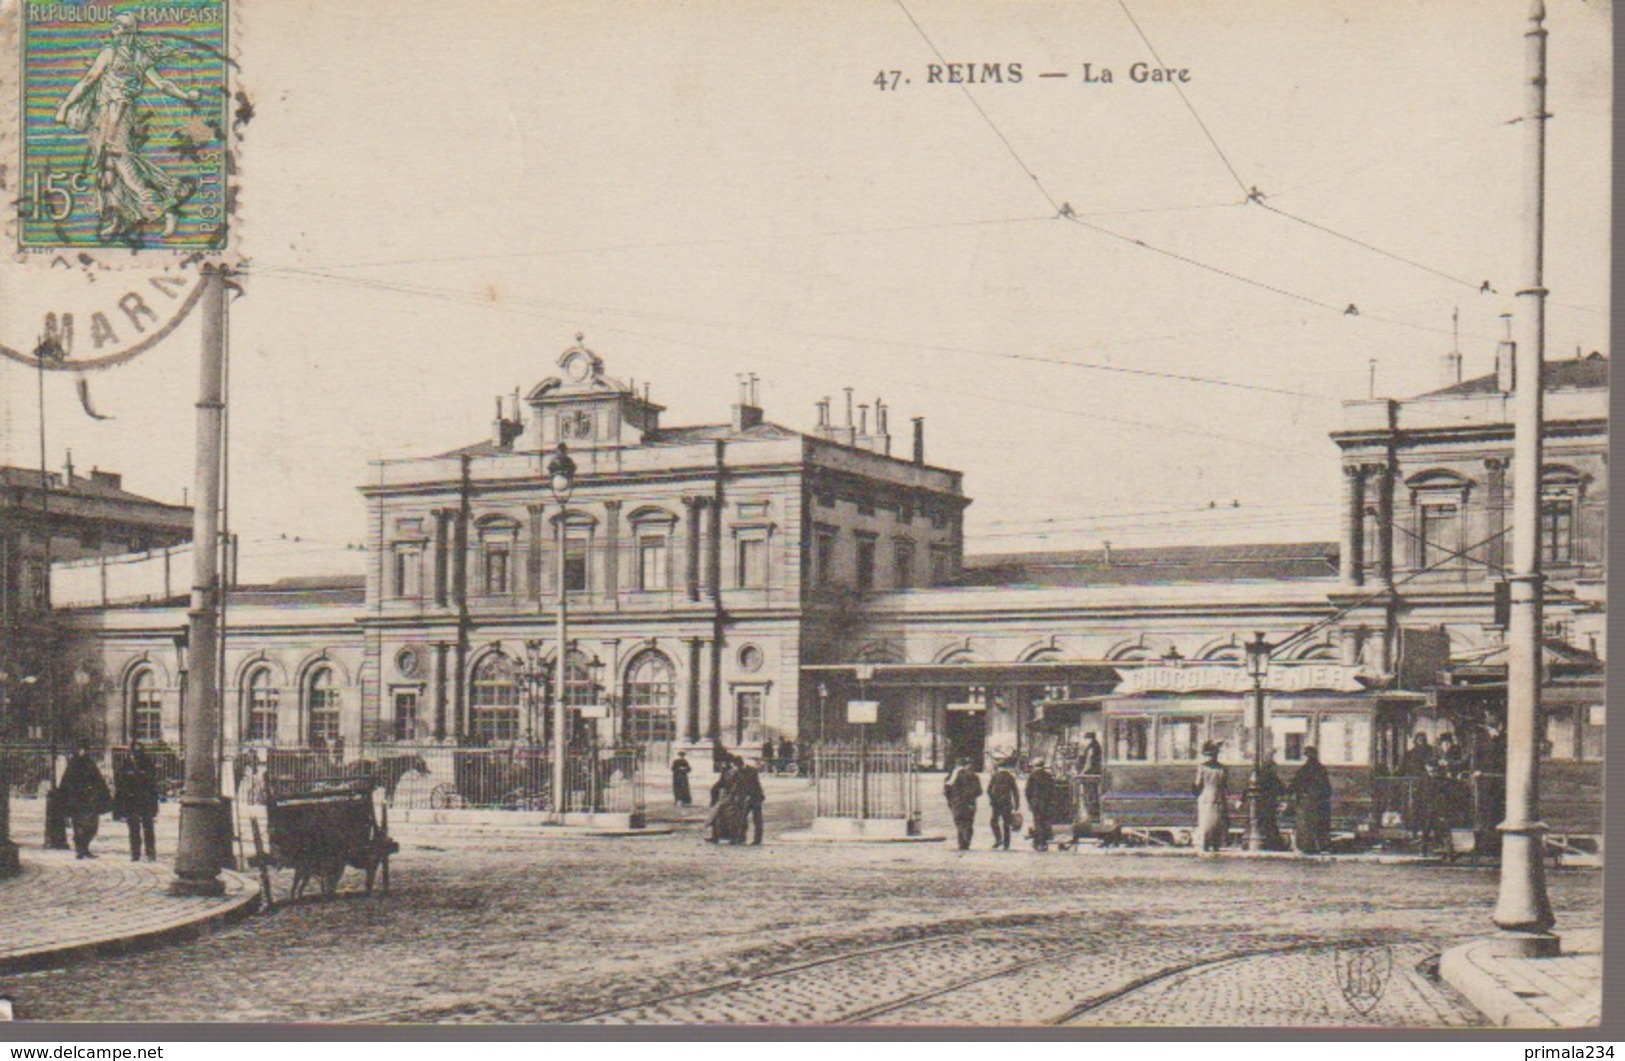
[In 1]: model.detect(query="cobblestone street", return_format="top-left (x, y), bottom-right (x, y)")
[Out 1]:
top-left (0, 779), bottom-right (1602, 1027)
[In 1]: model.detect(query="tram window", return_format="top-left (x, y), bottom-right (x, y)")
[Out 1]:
top-left (1110, 717), bottom-right (1150, 762)
top-left (1157, 717), bottom-right (1203, 762)
top-left (1209, 716), bottom-right (1245, 763)
top-left (1270, 715), bottom-right (1311, 763)
top-left (1544, 711), bottom-right (1577, 761)
top-left (1581, 705), bottom-right (1605, 761)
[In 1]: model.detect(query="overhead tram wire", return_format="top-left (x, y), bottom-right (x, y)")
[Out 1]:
top-left (250, 265), bottom-right (1306, 456)
top-left (890, 1), bottom-right (1501, 348)
top-left (1113, 0), bottom-right (1507, 298)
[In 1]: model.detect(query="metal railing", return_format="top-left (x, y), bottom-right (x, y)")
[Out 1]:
top-left (0, 743), bottom-right (54, 798)
top-left (811, 742), bottom-right (918, 820)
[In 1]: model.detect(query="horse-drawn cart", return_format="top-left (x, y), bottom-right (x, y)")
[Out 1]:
top-left (249, 776), bottom-right (398, 907)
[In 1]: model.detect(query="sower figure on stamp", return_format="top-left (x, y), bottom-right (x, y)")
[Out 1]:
top-left (943, 757), bottom-right (982, 851)
top-left (113, 741), bottom-right (159, 862)
top-left (987, 758), bottom-right (1019, 851)
top-left (53, 13), bottom-right (203, 240)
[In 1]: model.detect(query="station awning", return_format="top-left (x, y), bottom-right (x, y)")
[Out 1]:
top-left (801, 661), bottom-right (1121, 688)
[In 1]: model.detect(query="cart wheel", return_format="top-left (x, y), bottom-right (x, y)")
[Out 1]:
top-left (429, 784), bottom-right (456, 810)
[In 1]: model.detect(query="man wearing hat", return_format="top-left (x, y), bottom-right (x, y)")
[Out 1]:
top-left (1024, 757), bottom-right (1058, 851)
top-left (987, 758), bottom-right (1020, 850)
top-left (943, 756), bottom-right (983, 851)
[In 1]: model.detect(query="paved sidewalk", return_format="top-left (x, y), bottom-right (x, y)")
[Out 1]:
top-left (1, 803), bottom-right (259, 975)
top-left (1440, 929), bottom-right (1602, 1028)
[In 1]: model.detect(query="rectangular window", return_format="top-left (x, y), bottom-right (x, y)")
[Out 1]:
top-left (1580, 704), bottom-right (1605, 761)
top-left (857, 499), bottom-right (876, 518)
top-left (735, 689), bottom-right (764, 745)
top-left (815, 529), bottom-right (837, 586)
top-left (1156, 716), bottom-right (1203, 762)
top-left (898, 503), bottom-right (913, 525)
top-left (1541, 497), bottom-right (1575, 565)
top-left (1109, 716), bottom-right (1150, 762)
top-left (930, 547), bottom-right (951, 584)
top-left (485, 546), bottom-right (510, 595)
top-left (856, 536), bottom-right (876, 592)
top-left (132, 689), bottom-right (163, 743)
top-left (894, 542), bottom-right (915, 589)
top-left (1208, 715), bottom-right (1246, 765)
top-left (736, 535), bottom-right (766, 589)
top-left (393, 545), bottom-right (422, 598)
top-left (1269, 715), bottom-right (1311, 763)
top-left (1544, 710), bottom-right (1577, 761)
top-left (564, 535), bottom-right (590, 592)
top-left (1418, 503), bottom-right (1460, 567)
top-left (638, 536), bottom-right (669, 590)
top-left (393, 691), bottom-right (420, 742)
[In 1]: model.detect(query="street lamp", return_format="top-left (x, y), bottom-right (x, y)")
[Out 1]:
top-left (1244, 631), bottom-right (1271, 852)
top-left (545, 443), bottom-right (576, 819)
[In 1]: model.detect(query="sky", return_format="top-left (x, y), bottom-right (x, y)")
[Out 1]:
top-left (0, 0), bottom-right (1611, 580)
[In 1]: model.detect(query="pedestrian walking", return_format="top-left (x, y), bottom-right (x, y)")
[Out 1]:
top-left (1288, 745), bottom-right (1332, 854)
top-left (671, 750), bottom-right (693, 807)
top-left (1192, 741), bottom-right (1229, 853)
top-left (777, 737), bottom-right (796, 776)
top-left (113, 741), bottom-right (160, 862)
top-left (1025, 758), bottom-right (1057, 851)
top-left (706, 757), bottom-right (739, 843)
top-left (734, 757), bottom-right (766, 845)
top-left (943, 757), bottom-right (982, 850)
top-left (987, 758), bottom-right (1019, 850)
top-left (59, 743), bottom-right (112, 860)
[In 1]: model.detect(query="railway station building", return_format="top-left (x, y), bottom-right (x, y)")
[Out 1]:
top-left (50, 342), bottom-right (1607, 797)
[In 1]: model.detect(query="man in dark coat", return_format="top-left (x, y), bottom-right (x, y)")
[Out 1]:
top-left (59, 744), bottom-right (112, 859)
top-left (733, 757), bottom-right (767, 845)
top-left (987, 758), bottom-right (1019, 850)
top-left (707, 758), bottom-right (739, 843)
top-left (1078, 732), bottom-right (1104, 821)
top-left (778, 737), bottom-right (796, 776)
top-left (1025, 758), bottom-right (1057, 851)
top-left (1288, 745), bottom-right (1332, 854)
top-left (113, 741), bottom-right (160, 862)
top-left (670, 750), bottom-right (693, 807)
top-left (943, 757), bottom-right (982, 851)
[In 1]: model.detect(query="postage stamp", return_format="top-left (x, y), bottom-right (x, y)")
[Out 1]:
top-left (17, 0), bottom-right (232, 262)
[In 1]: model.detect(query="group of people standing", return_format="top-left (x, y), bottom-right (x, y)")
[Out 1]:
top-left (943, 755), bottom-right (1070, 852)
top-left (53, 741), bottom-right (162, 862)
top-left (1191, 740), bottom-right (1333, 854)
top-left (1399, 729), bottom-right (1502, 851)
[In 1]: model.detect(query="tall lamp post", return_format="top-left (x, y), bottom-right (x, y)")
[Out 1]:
top-left (545, 444), bottom-right (577, 819)
top-left (1244, 632), bottom-right (1271, 852)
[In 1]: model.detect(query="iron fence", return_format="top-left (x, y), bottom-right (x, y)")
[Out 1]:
top-left (0, 743), bottom-right (53, 798)
top-left (811, 742), bottom-right (918, 820)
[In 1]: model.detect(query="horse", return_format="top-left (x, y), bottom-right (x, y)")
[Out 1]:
top-left (340, 755), bottom-right (430, 803)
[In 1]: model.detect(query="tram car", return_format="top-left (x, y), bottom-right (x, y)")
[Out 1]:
top-left (1032, 660), bottom-right (1603, 854)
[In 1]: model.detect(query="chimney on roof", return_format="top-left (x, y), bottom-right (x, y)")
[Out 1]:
top-left (64, 450), bottom-right (75, 483)
top-left (731, 374), bottom-right (763, 432)
top-left (1441, 307), bottom-right (1463, 388)
top-left (1496, 340), bottom-right (1516, 394)
top-left (912, 417), bottom-right (925, 465)
top-left (1101, 540), bottom-right (1113, 566)
top-left (89, 468), bottom-right (121, 490)
top-left (493, 395), bottom-right (523, 449)
top-left (875, 399), bottom-right (891, 456)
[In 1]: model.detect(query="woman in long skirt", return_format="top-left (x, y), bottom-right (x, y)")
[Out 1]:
top-left (1192, 741), bottom-right (1229, 853)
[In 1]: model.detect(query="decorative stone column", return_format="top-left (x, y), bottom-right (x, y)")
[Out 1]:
top-left (1340, 464), bottom-right (1367, 587)
top-left (1486, 457), bottom-right (1508, 573)
top-left (1373, 462), bottom-right (1396, 587)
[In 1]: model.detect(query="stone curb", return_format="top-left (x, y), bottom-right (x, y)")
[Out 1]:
top-left (777, 830), bottom-right (946, 844)
top-left (1438, 935), bottom-right (1601, 1029)
top-left (392, 823), bottom-right (674, 840)
top-left (0, 869), bottom-right (262, 977)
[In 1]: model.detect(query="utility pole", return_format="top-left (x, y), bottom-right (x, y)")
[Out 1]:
top-left (1493, 0), bottom-right (1557, 951)
top-left (171, 264), bottom-right (232, 897)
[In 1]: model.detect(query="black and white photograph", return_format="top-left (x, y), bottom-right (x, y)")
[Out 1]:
top-left (0, 0), bottom-right (1612, 1037)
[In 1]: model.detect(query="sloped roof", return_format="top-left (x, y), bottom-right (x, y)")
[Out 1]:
top-left (0, 465), bottom-right (189, 513)
top-left (1418, 355), bottom-right (1607, 399)
top-left (958, 541), bottom-right (1340, 588)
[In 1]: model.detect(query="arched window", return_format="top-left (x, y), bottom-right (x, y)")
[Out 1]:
top-left (245, 668), bottom-right (278, 744)
top-left (470, 653), bottom-right (520, 744)
top-left (563, 648), bottom-right (597, 708)
top-left (306, 666), bottom-right (341, 746)
top-left (623, 651), bottom-right (676, 745)
top-left (127, 668), bottom-right (162, 743)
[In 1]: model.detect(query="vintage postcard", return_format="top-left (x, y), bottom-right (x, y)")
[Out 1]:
top-left (0, 0), bottom-right (1611, 1040)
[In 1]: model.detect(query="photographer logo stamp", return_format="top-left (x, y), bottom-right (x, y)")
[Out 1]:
top-left (1333, 942), bottom-right (1393, 1016)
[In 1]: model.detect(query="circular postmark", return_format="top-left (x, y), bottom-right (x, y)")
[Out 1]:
top-left (0, 263), bottom-right (209, 370)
